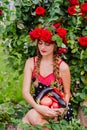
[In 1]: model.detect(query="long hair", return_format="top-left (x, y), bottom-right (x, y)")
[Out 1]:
top-left (33, 43), bottom-right (60, 87)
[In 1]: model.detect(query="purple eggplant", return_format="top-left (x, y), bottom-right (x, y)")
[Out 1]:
top-left (36, 87), bottom-right (53, 104)
top-left (50, 91), bottom-right (66, 108)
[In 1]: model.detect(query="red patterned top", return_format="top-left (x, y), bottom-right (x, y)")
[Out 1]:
top-left (32, 57), bottom-right (63, 86)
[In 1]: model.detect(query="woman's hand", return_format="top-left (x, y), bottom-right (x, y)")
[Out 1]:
top-left (35, 104), bottom-right (59, 118)
top-left (53, 107), bottom-right (68, 116)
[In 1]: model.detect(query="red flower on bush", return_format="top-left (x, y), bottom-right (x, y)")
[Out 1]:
top-left (57, 27), bottom-right (67, 38)
top-left (69, 0), bottom-right (79, 6)
top-left (67, 6), bottom-right (76, 15)
top-left (58, 48), bottom-right (67, 54)
top-left (53, 22), bottom-right (61, 29)
top-left (35, 6), bottom-right (46, 16)
top-left (81, 3), bottom-right (87, 12)
top-left (29, 28), bottom-right (52, 43)
top-left (0, 9), bottom-right (2, 16)
top-left (78, 36), bottom-right (87, 47)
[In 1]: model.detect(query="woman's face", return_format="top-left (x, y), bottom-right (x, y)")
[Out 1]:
top-left (38, 40), bottom-right (55, 56)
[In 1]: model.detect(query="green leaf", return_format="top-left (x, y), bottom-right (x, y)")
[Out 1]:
top-left (7, 108), bottom-right (15, 115)
top-left (82, 30), bottom-right (87, 35)
top-left (17, 22), bottom-right (25, 29)
top-left (71, 48), bottom-right (78, 53)
top-left (47, 16), bottom-right (59, 23)
top-left (84, 65), bottom-right (87, 72)
top-left (51, 123), bottom-right (60, 130)
top-left (52, 34), bottom-right (62, 47)
top-left (0, 26), bottom-right (5, 34)
top-left (0, 123), bottom-right (5, 130)
top-left (33, 0), bottom-right (39, 4)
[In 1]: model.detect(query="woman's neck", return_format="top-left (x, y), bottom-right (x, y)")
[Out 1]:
top-left (41, 54), bottom-right (53, 62)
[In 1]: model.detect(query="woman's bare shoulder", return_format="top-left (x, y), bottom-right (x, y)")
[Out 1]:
top-left (59, 60), bottom-right (70, 71)
top-left (25, 56), bottom-right (37, 70)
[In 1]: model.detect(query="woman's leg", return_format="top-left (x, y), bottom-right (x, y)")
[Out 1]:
top-left (17, 108), bottom-right (51, 130)
top-left (27, 109), bottom-right (51, 130)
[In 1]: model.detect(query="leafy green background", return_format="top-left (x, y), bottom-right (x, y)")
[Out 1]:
top-left (0, 0), bottom-right (87, 129)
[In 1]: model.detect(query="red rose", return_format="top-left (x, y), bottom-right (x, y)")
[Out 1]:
top-left (35, 6), bottom-right (46, 16)
top-left (0, 9), bottom-right (2, 16)
top-left (67, 6), bottom-right (76, 15)
top-left (69, 0), bottom-right (79, 6)
top-left (81, 3), bottom-right (87, 12)
top-left (57, 28), bottom-right (67, 38)
top-left (29, 28), bottom-right (42, 40)
top-left (78, 36), bottom-right (87, 47)
top-left (53, 22), bottom-right (61, 29)
top-left (58, 48), bottom-right (67, 54)
top-left (40, 29), bottom-right (52, 43)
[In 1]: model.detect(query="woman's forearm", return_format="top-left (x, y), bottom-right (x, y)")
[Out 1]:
top-left (22, 91), bottom-right (38, 109)
top-left (64, 93), bottom-right (71, 104)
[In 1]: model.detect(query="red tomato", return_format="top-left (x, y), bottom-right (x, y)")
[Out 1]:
top-left (40, 96), bottom-right (53, 107)
top-left (51, 102), bottom-right (60, 108)
top-left (60, 91), bottom-right (65, 98)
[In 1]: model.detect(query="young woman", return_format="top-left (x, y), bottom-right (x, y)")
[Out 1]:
top-left (17, 27), bottom-right (73, 130)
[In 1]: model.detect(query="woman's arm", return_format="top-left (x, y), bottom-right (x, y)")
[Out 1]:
top-left (60, 61), bottom-right (71, 104)
top-left (22, 58), bottom-right (38, 108)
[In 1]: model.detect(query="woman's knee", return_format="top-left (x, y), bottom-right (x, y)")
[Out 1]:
top-left (18, 109), bottom-right (50, 130)
top-left (26, 109), bottom-right (48, 126)
top-left (22, 111), bottom-right (30, 124)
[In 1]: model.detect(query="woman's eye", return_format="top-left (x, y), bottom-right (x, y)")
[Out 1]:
top-left (38, 41), bottom-right (50, 46)
top-left (38, 41), bottom-right (43, 45)
top-left (45, 43), bottom-right (50, 46)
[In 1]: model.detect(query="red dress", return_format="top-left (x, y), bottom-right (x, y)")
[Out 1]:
top-left (32, 57), bottom-right (74, 121)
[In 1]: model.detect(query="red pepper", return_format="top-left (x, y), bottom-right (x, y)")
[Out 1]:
top-left (53, 87), bottom-right (65, 98)
top-left (49, 96), bottom-right (58, 103)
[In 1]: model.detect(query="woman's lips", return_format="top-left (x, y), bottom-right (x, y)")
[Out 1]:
top-left (41, 50), bottom-right (47, 53)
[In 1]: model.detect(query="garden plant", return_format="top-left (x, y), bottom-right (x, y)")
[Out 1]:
top-left (0, 0), bottom-right (87, 129)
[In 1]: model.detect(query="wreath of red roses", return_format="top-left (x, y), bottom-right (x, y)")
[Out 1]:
top-left (29, 28), bottom-right (52, 43)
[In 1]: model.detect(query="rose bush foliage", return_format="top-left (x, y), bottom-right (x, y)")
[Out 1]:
top-left (0, 0), bottom-right (87, 114)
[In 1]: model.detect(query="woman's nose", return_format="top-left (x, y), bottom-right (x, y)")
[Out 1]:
top-left (41, 43), bottom-right (45, 49)
top-left (41, 44), bottom-right (45, 48)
